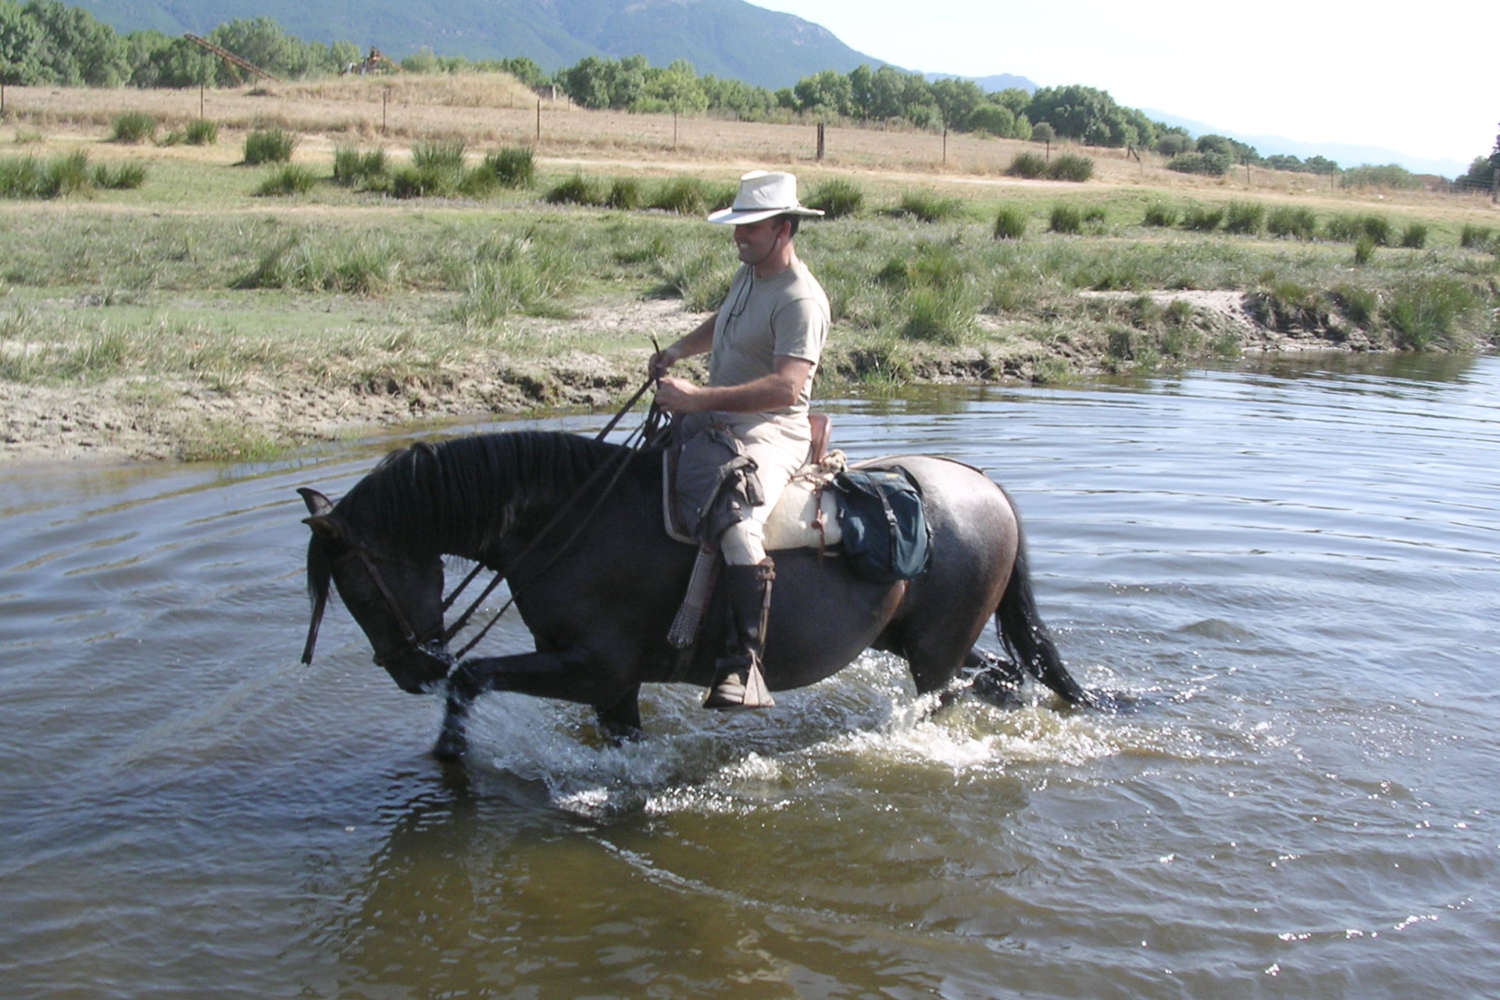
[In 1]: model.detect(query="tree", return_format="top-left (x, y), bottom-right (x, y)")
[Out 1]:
top-left (929, 77), bottom-right (982, 129)
top-left (990, 87), bottom-right (1030, 116)
top-left (1156, 131), bottom-right (1191, 157)
top-left (129, 32), bottom-right (214, 88)
top-left (966, 102), bottom-right (1015, 137)
top-left (848, 64), bottom-right (873, 120)
top-left (793, 68), bottom-right (851, 116)
top-left (642, 59), bottom-right (707, 114)
top-left (1490, 122), bottom-right (1500, 171)
top-left (0, 1), bottom-right (45, 86)
top-left (22, 0), bottom-right (127, 86)
top-left (1031, 121), bottom-right (1055, 156)
top-left (560, 55), bottom-right (611, 109)
top-left (209, 17), bottom-right (302, 83)
top-left (497, 56), bottom-right (546, 89)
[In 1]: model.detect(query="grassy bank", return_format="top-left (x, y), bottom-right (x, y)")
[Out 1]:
top-left (1, 94), bottom-right (1498, 462)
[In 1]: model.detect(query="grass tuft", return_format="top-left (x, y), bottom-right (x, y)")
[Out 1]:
top-left (109, 112), bottom-right (157, 144)
top-left (254, 164), bottom-right (318, 197)
top-left (243, 128), bottom-right (297, 165)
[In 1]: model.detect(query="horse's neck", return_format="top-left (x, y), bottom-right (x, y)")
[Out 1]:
top-left (365, 433), bottom-right (625, 564)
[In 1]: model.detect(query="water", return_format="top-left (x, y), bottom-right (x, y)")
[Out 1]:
top-left (3, 354), bottom-right (1498, 998)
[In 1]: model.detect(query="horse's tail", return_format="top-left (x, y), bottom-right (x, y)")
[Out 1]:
top-left (996, 529), bottom-right (1090, 706)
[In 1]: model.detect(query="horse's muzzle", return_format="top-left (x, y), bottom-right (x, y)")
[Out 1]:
top-left (376, 639), bottom-right (455, 694)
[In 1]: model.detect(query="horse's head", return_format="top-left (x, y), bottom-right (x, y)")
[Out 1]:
top-left (299, 487), bottom-right (453, 694)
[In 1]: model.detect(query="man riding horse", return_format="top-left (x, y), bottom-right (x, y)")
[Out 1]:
top-left (649, 170), bottom-right (829, 711)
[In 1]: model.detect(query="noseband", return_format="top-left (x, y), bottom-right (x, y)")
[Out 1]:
top-left (301, 537), bottom-right (453, 673)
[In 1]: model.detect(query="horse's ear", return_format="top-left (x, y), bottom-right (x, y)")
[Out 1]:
top-left (298, 487), bottom-right (334, 516)
top-left (303, 513), bottom-right (347, 543)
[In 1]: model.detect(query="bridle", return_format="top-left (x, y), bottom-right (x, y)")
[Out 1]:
top-left (301, 375), bottom-right (665, 672)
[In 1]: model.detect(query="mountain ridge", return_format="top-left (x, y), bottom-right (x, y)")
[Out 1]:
top-left (76, 0), bottom-right (887, 90)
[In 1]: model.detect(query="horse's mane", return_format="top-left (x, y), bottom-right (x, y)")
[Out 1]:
top-left (336, 430), bottom-right (643, 558)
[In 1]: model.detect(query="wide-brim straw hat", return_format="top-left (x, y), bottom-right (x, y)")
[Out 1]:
top-left (706, 170), bottom-right (824, 225)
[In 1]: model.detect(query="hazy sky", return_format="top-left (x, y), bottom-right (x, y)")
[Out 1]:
top-left (752, 0), bottom-right (1495, 172)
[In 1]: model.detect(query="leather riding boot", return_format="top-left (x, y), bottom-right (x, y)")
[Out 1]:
top-left (704, 558), bottom-right (776, 710)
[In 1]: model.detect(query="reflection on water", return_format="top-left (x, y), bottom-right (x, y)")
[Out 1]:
top-left (2, 353), bottom-right (1499, 998)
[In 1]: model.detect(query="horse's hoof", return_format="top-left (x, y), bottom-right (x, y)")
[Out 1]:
top-left (432, 729), bottom-right (468, 761)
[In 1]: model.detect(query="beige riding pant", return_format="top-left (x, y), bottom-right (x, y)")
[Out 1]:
top-left (718, 417), bottom-right (812, 566)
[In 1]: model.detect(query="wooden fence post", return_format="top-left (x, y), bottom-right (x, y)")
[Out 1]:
top-left (816, 122), bottom-right (825, 161)
top-left (536, 98), bottom-right (542, 144)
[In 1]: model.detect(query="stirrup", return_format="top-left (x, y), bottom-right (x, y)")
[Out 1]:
top-left (703, 657), bottom-right (775, 710)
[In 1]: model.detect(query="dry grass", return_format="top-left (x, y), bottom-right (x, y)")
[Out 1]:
top-left (7, 79), bottom-right (1497, 224)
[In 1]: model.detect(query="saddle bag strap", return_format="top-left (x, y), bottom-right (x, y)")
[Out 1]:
top-left (667, 543), bottom-right (720, 650)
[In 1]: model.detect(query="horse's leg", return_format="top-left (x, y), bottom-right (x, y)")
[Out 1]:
top-left (962, 648), bottom-right (1025, 709)
top-left (434, 649), bottom-right (635, 760)
top-left (595, 685), bottom-right (643, 744)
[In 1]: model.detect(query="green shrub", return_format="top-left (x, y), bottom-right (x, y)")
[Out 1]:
top-left (1382, 277), bottom-right (1479, 349)
top-left (184, 119), bottom-right (218, 145)
top-left (1400, 223), bottom-right (1428, 249)
top-left (255, 164), bottom-right (317, 196)
top-left (606, 177), bottom-right (643, 210)
top-left (1143, 202), bottom-right (1177, 227)
top-left (1324, 214), bottom-right (1361, 242)
top-left (1049, 203), bottom-right (1083, 234)
top-left (1047, 153), bottom-right (1094, 182)
top-left (411, 138), bottom-right (465, 174)
top-left (1326, 214), bottom-right (1391, 245)
top-left (900, 285), bottom-right (975, 344)
top-left (1459, 224), bottom-right (1493, 250)
top-left (1353, 235), bottom-right (1376, 265)
top-left (333, 146), bottom-right (388, 188)
top-left (545, 174), bottom-right (606, 206)
top-left (109, 112), bottom-right (157, 144)
top-left (483, 146), bottom-right (534, 187)
top-left (1360, 215), bottom-right (1392, 246)
top-left (895, 189), bottom-right (966, 222)
top-left (243, 128), bottom-right (296, 165)
top-left (992, 204), bottom-right (1027, 240)
top-left (92, 162), bottom-right (146, 190)
top-left (1224, 201), bottom-right (1265, 235)
top-left (1167, 152), bottom-right (1231, 176)
top-left (1331, 284), bottom-right (1378, 326)
top-left (47, 151), bottom-right (92, 196)
top-left (1266, 206), bottom-right (1317, 240)
top-left (455, 232), bottom-right (577, 324)
top-left (1182, 204), bottom-right (1224, 232)
top-left (1006, 152), bottom-right (1048, 179)
top-left (1250, 279), bottom-right (1326, 331)
top-left (0, 155), bottom-right (46, 197)
top-left (805, 177), bottom-right (864, 218)
top-left (648, 177), bottom-right (714, 214)
top-left (238, 235), bottom-right (398, 294)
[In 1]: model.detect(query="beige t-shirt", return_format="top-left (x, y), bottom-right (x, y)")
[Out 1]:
top-left (708, 259), bottom-right (830, 432)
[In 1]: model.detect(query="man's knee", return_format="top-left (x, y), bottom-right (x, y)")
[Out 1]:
top-left (719, 521), bottom-right (766, 566)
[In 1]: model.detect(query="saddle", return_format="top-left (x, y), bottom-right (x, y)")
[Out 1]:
top-left (662, 415), bottom-right (931, 655)
top-left (661, 413), bottom-right (843, 551)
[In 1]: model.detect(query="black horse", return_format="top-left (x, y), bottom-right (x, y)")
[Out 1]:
top-left (299, 431), bottom-right (1091, 759)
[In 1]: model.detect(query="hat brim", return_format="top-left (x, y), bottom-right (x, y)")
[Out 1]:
top-left (707, 205), bottom-right (824, 225)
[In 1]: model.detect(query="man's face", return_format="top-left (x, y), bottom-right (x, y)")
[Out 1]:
top-left (733, 216), bottom-right (786, 266)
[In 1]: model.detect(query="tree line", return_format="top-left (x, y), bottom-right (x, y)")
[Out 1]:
top-left (6, 0), bottom-right (1490, 182)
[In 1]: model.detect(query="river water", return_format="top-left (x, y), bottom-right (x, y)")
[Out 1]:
top-left (3, 353), bottom-right (1498, 999)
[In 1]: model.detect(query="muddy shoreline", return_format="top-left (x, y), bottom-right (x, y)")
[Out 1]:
top-left (1, 289), bottom-right (1385, 466)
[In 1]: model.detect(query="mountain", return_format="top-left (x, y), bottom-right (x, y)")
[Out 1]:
top-left (1147, 109), bottom-right (1469, 179)
top-left (75, 0), bottom-right (885, 90)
